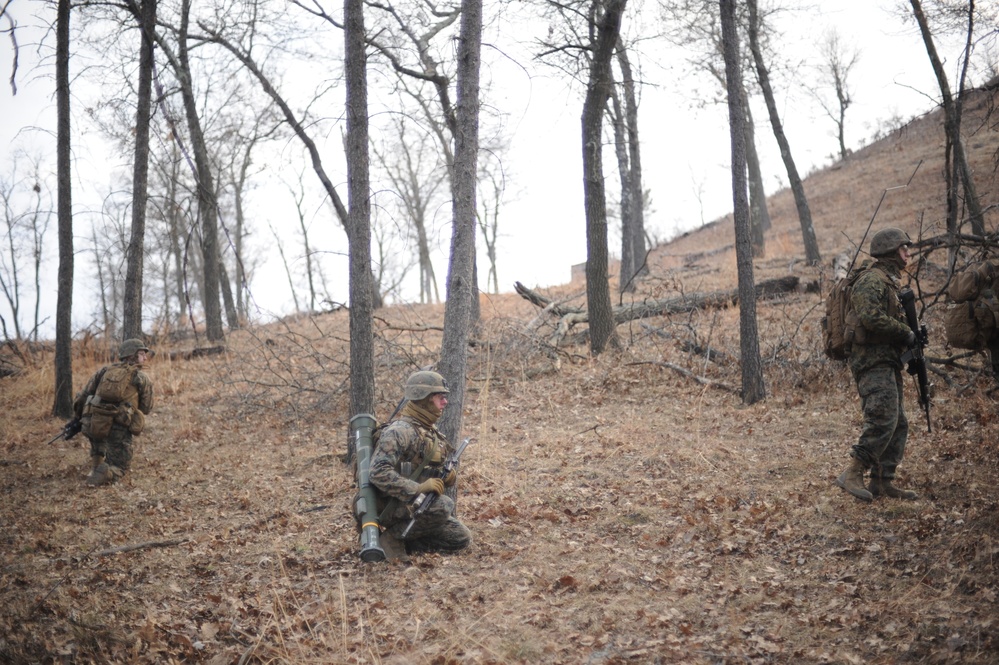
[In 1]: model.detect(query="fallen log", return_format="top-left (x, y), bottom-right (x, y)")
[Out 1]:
top-left (515, 276), bottom-right (801, 345)
top-left (166, 345), bottom-right (226, 361)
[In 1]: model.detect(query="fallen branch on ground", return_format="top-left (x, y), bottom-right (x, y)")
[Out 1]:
top-left (628, 360), bottom-right (740, 393)
top-left (167, 346), bottom-right (226, 361)
top-left (515, 276), bottom-right (801, 346)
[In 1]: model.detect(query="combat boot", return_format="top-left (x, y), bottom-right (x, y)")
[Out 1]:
top-left (86, 462), bottom-right (112, 486)
top-left (836, 458), bottom-right (873, 502)
top-left (869, 477), bottom-right (918, 500)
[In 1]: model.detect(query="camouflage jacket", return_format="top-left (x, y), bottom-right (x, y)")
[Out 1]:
top-left (369, 415), bottom-right (450, 506)
top-left (848, 261), bottom-right (911, 374)
top-left (73, 362), bottom-right (155, 419)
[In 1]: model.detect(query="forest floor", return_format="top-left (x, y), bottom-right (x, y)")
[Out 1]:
top-left (2, 277), bottom-right (998, 664)
top-left (2, 80), bottom-right (999, 665)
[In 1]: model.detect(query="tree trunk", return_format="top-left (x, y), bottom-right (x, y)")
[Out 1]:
top-left (581, 0), bottom-right (627, 355)
top-left (122, 0), bottom-right (156, 341)
top-left (618, 44), bottom-right (646, 281)
top-left (744, 95), bottom-right (770, 256)
top-left (345, 0), bottom-right (375, 439)
top-left (218, 252), bottom-right (238, 328)
top-left (609, 85), bottom-right (635, 293)
top-left (52, 0), bottom-right (74, 419)
top-left (746, 0), bottom-right (820, 266)
top-left (721, 0), bottom-right (765, 405)
top-left (437, 0), bottom-right (482, 447)
top-left (166, 150), bottom-right (187, 329)
top-left (909, 0), bottom-right (984, 236)
top-left (176, 0), bottom-right (223, 341)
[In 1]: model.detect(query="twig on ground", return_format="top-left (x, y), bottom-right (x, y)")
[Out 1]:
top-left (629, 360), bottom-right (739, 393)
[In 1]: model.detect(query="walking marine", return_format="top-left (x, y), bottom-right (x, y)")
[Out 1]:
top-left (836, 228), bottom-right (922, 502)
top-left (366, 370), bottom-right (472, 556)
top-left (73, 339), bottom-right (155, 486)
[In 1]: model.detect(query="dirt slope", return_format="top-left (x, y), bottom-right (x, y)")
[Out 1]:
top-left (1, 87), bottom-right (998, 664)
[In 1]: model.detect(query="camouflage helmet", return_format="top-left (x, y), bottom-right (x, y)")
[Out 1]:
top-left (870, 227), bottom-right (912, 257)
top-left (404, 370), bottom-right (449, 401)
top-left (119, 338), bottom-right (150, 360)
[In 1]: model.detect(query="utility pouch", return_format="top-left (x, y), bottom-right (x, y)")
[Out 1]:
top-left (128, 408), bottom-right (145, 435)
top-left (82, 397), bottom-right (118, 439)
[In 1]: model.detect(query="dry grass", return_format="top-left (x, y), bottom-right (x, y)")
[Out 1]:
top-left (1, 88), bottom-right (998, 664)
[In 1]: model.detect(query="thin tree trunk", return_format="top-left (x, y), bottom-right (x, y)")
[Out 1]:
top-left (176, 0), bottom-right (223, 340)
top-left (581, 0), bottom-right (627, 355)
top-left (122, 0), bottom-right (156, 341)
top-left (744, 96), bottom-right (769, 256)
top-left (617, 44), bottom-right (646, 280)
top-left (746, 0), bottom-right (820, 265)
top-left (437, 0), bottom-right (482, 447)
top-left (610, 84), bottom-right (635, 293)
top-left (166, 151), bottom-right (186, 329)
top-left (345, 0), bottom-right (375, 436)
top-left (721, 0), bottom-right (765, 405)
top-left (52, 0), bottom-right (74, 419)
top-left (909, 0), bottom-right (984, 236)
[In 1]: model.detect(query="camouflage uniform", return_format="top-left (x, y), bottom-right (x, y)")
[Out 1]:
top-left (369, 414), bottom-right (471, 553)
top-left (73, 347), bottom-right (154, 485)
top-left (848, 258), bottom-right (913, 482)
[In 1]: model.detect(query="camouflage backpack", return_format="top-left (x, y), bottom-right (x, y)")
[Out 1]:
top-left (944, 259), bottom-right (999, 350)
top-left (82, 364), bottom-right (140, 439)
top-left (823, 262), bottom-right (892, 360)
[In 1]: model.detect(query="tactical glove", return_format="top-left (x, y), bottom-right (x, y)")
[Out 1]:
top-left (443, 469), bottom-right (457, 487)
top-left (905, 330), bottom-right (917, 347)
top-left (416, 478), bottom-right (445, 497)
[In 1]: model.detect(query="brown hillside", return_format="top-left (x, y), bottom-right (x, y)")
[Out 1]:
top-left (1, 87), bottom-right (997, 664)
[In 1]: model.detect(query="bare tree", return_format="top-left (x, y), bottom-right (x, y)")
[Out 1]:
top-left (720, 0), bottom-right (764, 404)
top-left (53, 0), bottom-right (73, 418)
top-left (614, 42), bottom-right (646, 292)
top-left (345, 0), bottom-right (375, 422)
top-left (371, 117), bottom-right (446, 304)
top-left (582, 0), bottom-right (627, 354)
top-left (476, 150), bottom-right (505, 295)
top-left (809, 29), bottom-right (859, 161)
top-left (0, 156), bottom-right (50, 341)
top-left (746, 0), bottom-right (820, 265)
top-left (661, 0), bottom-right (769, 257)
top-left (121, 0), bottom-right (157, 341)
top-left (268, 223), bottom-right (302, 314)
top-left (437, 0), bottom-right (482, 446)
top-left (144, 0), bottom-right (225, 340)
top-left (908, 0), bottom-right (986, 236)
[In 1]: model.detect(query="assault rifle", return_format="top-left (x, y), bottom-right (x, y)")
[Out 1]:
top-left (45, 417), bottom-right (82, 445)
top-left (401, 437), bottom-right (471, 538)
top-left (899, 288), bottom-right (932, 433)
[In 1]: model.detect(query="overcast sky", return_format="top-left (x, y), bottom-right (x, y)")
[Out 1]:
top-left (0, 0), bottom-right (986, 338)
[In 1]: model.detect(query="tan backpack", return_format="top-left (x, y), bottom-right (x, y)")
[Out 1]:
top-left (82, 365), bottom-right (140, 438)
top-left (944, 260), bottom-right (999, 350)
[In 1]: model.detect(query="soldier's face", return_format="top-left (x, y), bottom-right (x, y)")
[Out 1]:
top-left (135, 350), bottom-right (148, 366)
top-left (430, 393), bottom-right (448, 412)
top-left (899, 244), bottom-right (911, 266)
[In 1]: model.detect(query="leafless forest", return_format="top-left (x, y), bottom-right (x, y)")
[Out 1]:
top-left (2, 74), bottom-right (998, 665)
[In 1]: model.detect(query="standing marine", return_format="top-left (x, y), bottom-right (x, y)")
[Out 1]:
top-left (836, 228), bottom-right (920, 502)
top-left (369, 370), bottom-right (472, 554)
top-left (73, 338), bottom-right (155, 486)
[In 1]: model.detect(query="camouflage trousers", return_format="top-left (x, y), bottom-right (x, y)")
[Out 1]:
top-left (384, 494), bottom-right (472, 553)
top-left (88, 424), bottom-right (134, 479)
top-left (850, 365), bottom-right (908, 480)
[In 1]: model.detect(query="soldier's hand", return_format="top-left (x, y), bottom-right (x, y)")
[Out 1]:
top-left (416, 478), bottom-right (445, 496)
top-left (905, 330), bottom-right (917, 347)
top-left (443, 469), bottom-right (457, 487)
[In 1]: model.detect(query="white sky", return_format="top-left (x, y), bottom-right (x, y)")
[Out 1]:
top-left (0, 0), bottom-right (982, 338)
